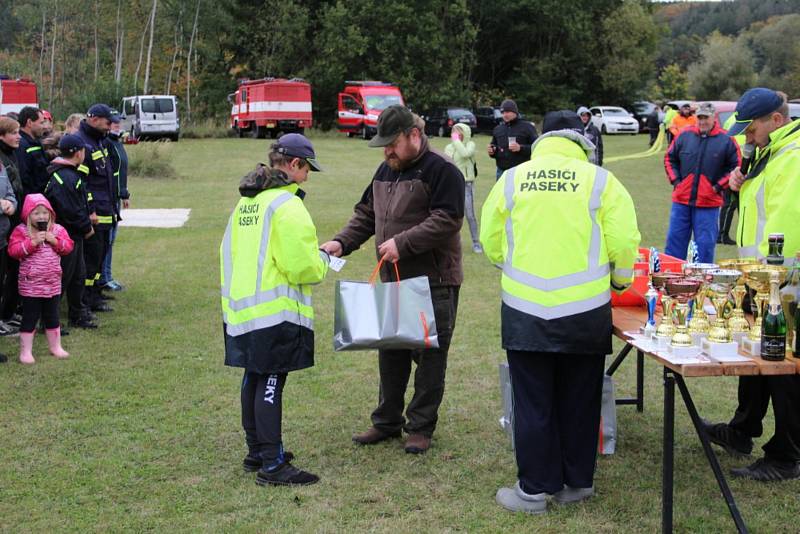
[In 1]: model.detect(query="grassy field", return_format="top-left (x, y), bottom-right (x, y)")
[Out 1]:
top-left (1, 131), bottom-right (795, 533)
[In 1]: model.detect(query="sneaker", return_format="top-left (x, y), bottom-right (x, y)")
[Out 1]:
top-left (472, 243), bottom-right (483, 254)
top-left (255, 462), bottom-right (319, 486)
top-left (495, 482), bottom-right (547, 515)
top-left (700, 419), bottom-right (753, 457)
top-left (104, 280), bottom-right (125, 292)
top-left (5, 314), bottom-right (22, 328)
top-left (553, 485), bottom-right (594, 504)
top-left (730, 457), bottom-right (800, 482)
top-left (243, 451), bottom-right (295, 472)
top-left (0, 320), bottom-right (19, 336)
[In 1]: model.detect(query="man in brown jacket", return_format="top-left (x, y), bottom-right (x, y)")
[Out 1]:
top-left (321, 105), bottom-right (464, 454)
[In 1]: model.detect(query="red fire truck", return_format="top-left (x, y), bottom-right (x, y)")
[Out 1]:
top-left (337, 81), bottom-right (404, 140)
top-left (228, 78), bottom-right (313, 138)
top-left (0, 76), bottom-right (39, 115)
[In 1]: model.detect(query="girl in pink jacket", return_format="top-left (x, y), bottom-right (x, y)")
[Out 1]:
top-left (8, 194), bottom-right (74, 364)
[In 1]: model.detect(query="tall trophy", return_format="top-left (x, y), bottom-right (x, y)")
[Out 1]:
top-left (740, 264), bottom-right (788, 355)
top-left (666, 277), bottom-right (702, 355)
top-left (652, 272), bottom-right (681, 346)
top-left (683, 262), bottom-right (718, 336)
top-left (718, 259), bottom-right (756, 339)
top-left (701, 269), bottom-right (743, 358)
top-left (642, 248), bottom-right (661, 337)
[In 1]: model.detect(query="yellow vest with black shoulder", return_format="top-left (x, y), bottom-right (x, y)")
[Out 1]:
top-left (480, 135), bottom-right (641, 320)
top-left (220, 184), bottom-right (327, 337)
top-left (736, 119), bottom-right (800, 263)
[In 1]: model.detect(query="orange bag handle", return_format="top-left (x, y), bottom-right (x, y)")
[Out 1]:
top-left (368, 258), bottom-right (400, 286)
top-left (420, 312), bottom-right (431, 348)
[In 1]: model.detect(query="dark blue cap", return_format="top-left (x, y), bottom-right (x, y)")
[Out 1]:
top-left (86, 103), bottom-right (115, 120)
top-left (727, 88), bottom-right (784, 136)
top-left (58, 134), bottom-right (85, 155)
top-left (542, 110), bottom-right (584, 135)
top-left (274, 133), bottom-right (322, 172)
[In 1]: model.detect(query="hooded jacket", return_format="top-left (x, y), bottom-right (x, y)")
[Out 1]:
top-left (444, 123), bottom-right (477, 181)
top-left (665, 123), bottom-right (741, 208)
top-left (8, 194), bottom-right (74, 298)
top-left (44, 159), bottom-right (93, 239)
top-left (334, 134), bottom-right (465, 285)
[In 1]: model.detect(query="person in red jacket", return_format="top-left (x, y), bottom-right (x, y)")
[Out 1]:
top-left (8, 194), bottom-right (74, 364)
top-left (664, 102), bottom-right (741, 262)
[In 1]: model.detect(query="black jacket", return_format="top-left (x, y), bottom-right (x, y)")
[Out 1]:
top-left (0, 141), bottom-right (23, 225)
top-left (44, 161), bottom-right (93, 239)
top-left (16, 131), bottom-right (50, 196)
top-left (76, 121), bottom-right (115, 223)
top-left (106, 136), bottom-right (130, 204)
top-left (490, 118), bottom-right (539, 171)
top-left (582, 122), bottom-right (604, 166)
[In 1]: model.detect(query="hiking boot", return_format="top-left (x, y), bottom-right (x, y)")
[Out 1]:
top-left (255, 462), bottom-right (319, 486)
top-left (700, 419), bottom-right (753, 457)
top-left (553, 485), bottom-right (594, 504)
top-left (352, 427), bottom-right (401, 445)
top-left (91, 302), bottom-right (114, 313)
top-left (730, 458), bottom-right (800, 482)
top-left (70, 316), bottom-right (99, 329)
top-left (496, 482), bottom-right (547, 515)
top-left (243, 451), bottom-right (295, 472)
top-left (404, 433), bottom-right (431, 454)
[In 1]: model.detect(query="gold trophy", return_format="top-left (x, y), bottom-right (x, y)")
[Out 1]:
top-left (683, 263), bottom-right (718, 335)
top-left (652, 272), bottom-right (681, 341)
top-left (740, 264), bottom-right (788, 355)
top-left (705, 269), bottom-right (743, 343)
top-left (666, 278), bottom-right (702, 349)
top-left (718, 259), bottom-right (757, 335)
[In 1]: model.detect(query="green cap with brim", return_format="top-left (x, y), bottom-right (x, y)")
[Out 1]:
top-left (368, 105), bottom-right (416, 147)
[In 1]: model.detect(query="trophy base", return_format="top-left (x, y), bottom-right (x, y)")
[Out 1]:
top-left (668, 344), bottom-right (700, 358)
top-left (731, 331), bottom-right (748, 345)
top-left (691, 333), bottom-right (707, 347)
top-left (740, 337), bottom-right (761, 356)
top-left (651, 334), bottom-right (671, 349)
top-left (701, 338), bottom-right (740, 359)
top-left (641, 323), bottom-right (656, 337)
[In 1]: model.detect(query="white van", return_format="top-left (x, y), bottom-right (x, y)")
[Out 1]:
top-left (120, 95), bottom-right (180, 141)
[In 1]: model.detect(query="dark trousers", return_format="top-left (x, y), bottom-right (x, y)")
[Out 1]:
top-left (61, 236), bottom-right (86, 321)
top-left (20, 295), bottom-right (60, 332)
top-left (371, 286), bottom-right (459, 437)
top-left (1, 252), bottom-right (19, 320)
top-left (241, 371), bottom-right (287, 468)
top-left (507, 350), bottom-right (605, 495)
top-left (729, 375), bottom-right (800, 463)
top-left (718, 190), bottom-right (738, 240)
top-left (82, 226), bottom-right (109, 308)
top-left (649, 128), bottom-right (659, 146)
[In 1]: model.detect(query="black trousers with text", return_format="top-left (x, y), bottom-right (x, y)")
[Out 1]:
top-left (729, 375), bottom-right (800, 463)
top-left (61, 236), bottom-right (86, 321)
top-left (82, 226), bottom-right (109, 308)
top-left (507, 350), bottom-right (605, 495)
top-left (241, 371), bottom-right (288, 468)
top-left (371, 286), bottom-right (459, 438)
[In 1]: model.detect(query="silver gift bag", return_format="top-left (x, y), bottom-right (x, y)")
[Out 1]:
top-left (333, 271), bottom-right (439, 352)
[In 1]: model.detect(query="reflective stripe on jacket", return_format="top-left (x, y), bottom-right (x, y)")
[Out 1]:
top-left (480, 134), bottom-right (640, 353)
top-left (220, 183), bottom-right (328, 373)
top-left (737, 119), bottom-right (800, 263)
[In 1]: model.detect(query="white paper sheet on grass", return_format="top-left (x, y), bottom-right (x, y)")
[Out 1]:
top-left (118, 209), bottom-right (191, 228)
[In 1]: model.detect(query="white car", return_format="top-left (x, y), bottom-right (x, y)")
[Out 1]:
top-left (590, 106), bottom-right (639, 135)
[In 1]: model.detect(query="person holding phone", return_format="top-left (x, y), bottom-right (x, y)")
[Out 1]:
top-left (7, 194), bottom-right (74, 364)
top-left (445, 123), bottom-right (482, 253)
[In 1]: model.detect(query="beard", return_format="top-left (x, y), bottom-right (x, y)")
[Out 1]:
top-left (385, 154), bottom-right (413, 171)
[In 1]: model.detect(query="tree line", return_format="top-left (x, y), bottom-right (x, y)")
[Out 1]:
top-left (0, 0), bottom-right (798, 128)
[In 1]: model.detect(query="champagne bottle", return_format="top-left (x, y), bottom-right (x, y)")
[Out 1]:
top-left (762, 270), bottom-right (787, 361)
top-left (791, 252), bottom-right (800, 356)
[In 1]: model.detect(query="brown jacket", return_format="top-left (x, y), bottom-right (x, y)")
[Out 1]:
top-left (334, 140), bottom-right (465, 286)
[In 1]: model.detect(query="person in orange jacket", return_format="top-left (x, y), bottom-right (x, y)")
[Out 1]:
top-left (668, 103), bottom-right (697, 139)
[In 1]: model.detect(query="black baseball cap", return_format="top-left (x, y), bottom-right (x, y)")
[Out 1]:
top-left (542, 110), bottom-right (584, 135)
top-left (368, 105), bottom-right (416, 147)
top-left (727, 88), bottom-right (785, 137)
top-left (274, 133), bottom-right (323, 171)
top-left (86, 103), bottom-right (119, 122)
top-left (58, 134), bottom-right (85, 155)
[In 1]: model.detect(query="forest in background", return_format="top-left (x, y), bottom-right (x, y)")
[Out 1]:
top-left (1, 0), bottom-right (799, 127)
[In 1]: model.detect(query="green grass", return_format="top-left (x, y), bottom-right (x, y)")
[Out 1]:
top-left (1, 132), bottom-right (793, 533)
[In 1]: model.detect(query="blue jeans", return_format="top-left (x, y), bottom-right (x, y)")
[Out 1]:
top-left (665, 202), bottom-right (720, 263)
top-left (99, 222), bottom-right (118, 285)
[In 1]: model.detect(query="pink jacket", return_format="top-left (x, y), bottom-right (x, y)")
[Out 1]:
top-left (8, 194), bottom-right (74, 298)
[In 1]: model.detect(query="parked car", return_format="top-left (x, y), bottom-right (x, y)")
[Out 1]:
top-left (474, 106), bottom-right (502, 134)
top-left (631, 101), bottom-right (657, 133)
top-left (589, 106), bottom-right (639, 135)
top-left (788, 102), bottom-right (800, 120)
top-left (423, 107), bottom-right (477, 137)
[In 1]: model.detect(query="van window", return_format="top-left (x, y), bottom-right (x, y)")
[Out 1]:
top-left (123, 100), bottom-right (135, 115)
top-left (140, 98), bottom-right (175, 113)
top-left (364, 94), bottom-right (402, 111)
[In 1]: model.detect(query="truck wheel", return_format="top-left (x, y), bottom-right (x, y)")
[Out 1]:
top-left (250, 125), bottom-right (262, 139)
top-left (269, 129), bottom-right (278, 139)
top-left (236, 124), bottom-right (247, 138)
top-left (362, 127), bottom-right (369, 140)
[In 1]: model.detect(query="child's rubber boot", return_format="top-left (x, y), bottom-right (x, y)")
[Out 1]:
top-left (45, 328), bottom-right (69, 359)
top-left (19, 332), bottom-right (35, 365)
